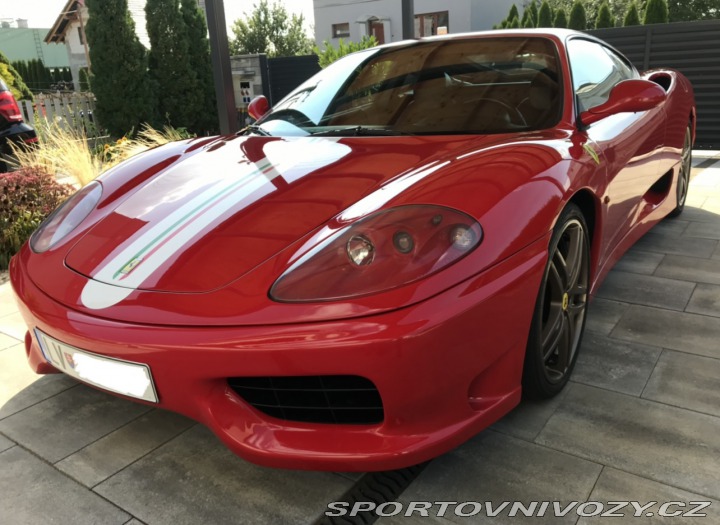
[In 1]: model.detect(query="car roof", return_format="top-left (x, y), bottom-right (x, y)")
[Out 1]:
top-left (374, 28), bottom-right (600, 50)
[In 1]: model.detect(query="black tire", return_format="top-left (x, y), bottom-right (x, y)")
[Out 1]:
top-left (668, 125), bottom-right (692, 218)
top-left (522, 203), bottom-right (590, 399)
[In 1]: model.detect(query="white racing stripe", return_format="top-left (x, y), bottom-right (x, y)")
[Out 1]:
top-left (81, 137), bottom-right (351, 310)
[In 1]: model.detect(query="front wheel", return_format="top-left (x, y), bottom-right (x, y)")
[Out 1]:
top-left (522, 203), bottom-right (590, 399)
top-left (668, 125), bottom-right (692, 218)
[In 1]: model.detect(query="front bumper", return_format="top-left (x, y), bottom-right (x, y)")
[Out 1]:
top-left (10, 235), bottom-right (548, 471)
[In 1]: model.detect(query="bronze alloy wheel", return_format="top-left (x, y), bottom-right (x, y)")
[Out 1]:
top-left (669, 125), bottom-right (692, 218)
top-left (522, 203), bottom-right (589, 398)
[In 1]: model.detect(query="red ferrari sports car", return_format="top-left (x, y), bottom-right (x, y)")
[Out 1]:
top-left (10, 30), bottom-right (695, 471)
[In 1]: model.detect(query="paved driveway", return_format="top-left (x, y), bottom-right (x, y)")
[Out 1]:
top-left (1, 154), bottom-right (719, 525)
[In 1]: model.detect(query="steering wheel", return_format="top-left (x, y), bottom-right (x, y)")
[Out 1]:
top-left (467, 97), bottom-right (528, 128)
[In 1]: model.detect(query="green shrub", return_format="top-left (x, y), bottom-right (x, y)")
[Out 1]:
top-left (0, 167), bottom-right (73, 269)
top-left (554, 8), bottom-right (568, 28)
top-left (624, 2), bottom-right (641, 26)
top-left (568, 0), bottom-right (588, 30)
top-left (644, 0), bottom-right (669, 24)
top-left (538, 1), bottom-right (553, 27)
top-left (595, 1), bottom-right (614, 28)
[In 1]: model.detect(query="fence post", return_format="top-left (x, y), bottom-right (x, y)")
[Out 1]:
top-left (643, 26), bottom-right (652, 71)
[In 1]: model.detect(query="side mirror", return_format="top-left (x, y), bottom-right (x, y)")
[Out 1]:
top-left (248, 95), bottom-right (270, 120)
top-left (580, 79), bottom-right (666, 127)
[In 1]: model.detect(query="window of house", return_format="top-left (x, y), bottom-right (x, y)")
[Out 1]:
top-left (332, 23), bottom-right (350, 39)
top-left (77, 26), bottom-right (84, 45)
top-left (414, 11), bottom-right (449, 37)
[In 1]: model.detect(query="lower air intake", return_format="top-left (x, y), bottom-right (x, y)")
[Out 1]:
top-left (228, 375), bottom-right (384, 425)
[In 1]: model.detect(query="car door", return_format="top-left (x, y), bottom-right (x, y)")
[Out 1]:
top-left (567, 38), bottom-right (666, 261)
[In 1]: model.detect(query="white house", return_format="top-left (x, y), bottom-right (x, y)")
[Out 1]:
top-left (313, 0), bottom-right (525, 46)
top-left (44, 0), bottom-right (91, 91)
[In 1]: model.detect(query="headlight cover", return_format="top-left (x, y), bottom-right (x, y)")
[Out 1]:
top-left (270, 205), bottom-right (483, 302)
top-left (30, 181), bottom-right (103, 253)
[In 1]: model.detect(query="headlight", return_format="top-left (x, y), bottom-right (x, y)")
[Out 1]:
top-left (30, 181), bottom-right (103, 253)
top-left (270, 205), bottom-right (483, 302)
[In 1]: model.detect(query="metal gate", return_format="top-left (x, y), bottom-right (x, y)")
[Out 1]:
top-left (589, 20), bottom-right (720, 149)
top-left (262, 54), bottom-right (322, 106)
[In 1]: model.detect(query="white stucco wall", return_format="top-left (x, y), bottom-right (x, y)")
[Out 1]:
top-left (62, 6), bottom-right (89, 91)
top-left (313, 0), bottom-right (521, 46)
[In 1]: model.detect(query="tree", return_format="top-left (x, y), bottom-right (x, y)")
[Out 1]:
top-left (521, 6), bottom-right (533, 26)
top-left (314, 36), bottom-right (377, 68)
top-left (146, 0), bottom-right (199, 129)
top-left (509, 15), bottom-right (521, 28)
top-left (595, 1), bottom-right (614, 27)
top-left (230, 1), bottom-right (313, 57)
top-left (85, 0), bottom-right (155, 137)
top-left (0, 52), bottom-right (33, 100)
top-left (507, 4), bottom-right (520, 22)
top-left (568, 0), bottom-right (588, 29)
top-left (554, 7), bottom-right (569, 27)
top-left (668, 0), bottom-right (720, 22)
top-left (529, 0), bottom-right (540, 25)
top-left (180, 0), bottom-right (217, 134)
top-left (538, 1), bottom-right (554, 26)
top-left (644, 0), bottom-right (670, 23)
top-left (624, 1), bottom-right (642, 25)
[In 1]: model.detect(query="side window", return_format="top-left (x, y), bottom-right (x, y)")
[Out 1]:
top-left (603, 46), bottom-right (638, 81)
top-left (567, 39), bottom-right (629, 111)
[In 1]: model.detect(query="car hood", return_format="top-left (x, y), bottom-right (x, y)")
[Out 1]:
top-left (65, 134), bottom-right (479, 295)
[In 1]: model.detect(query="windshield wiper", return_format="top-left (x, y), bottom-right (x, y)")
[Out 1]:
top-left (240, 124), bottom-right (272, 137)
top-left (311, 126), bottom-right (414, 137)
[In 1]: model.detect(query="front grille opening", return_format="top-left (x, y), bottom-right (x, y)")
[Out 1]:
top-left (228, 375), bottom-right (384, 425)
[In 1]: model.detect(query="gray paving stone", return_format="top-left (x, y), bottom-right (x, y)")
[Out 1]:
top-left (382, 429), bottom-right (602, 525)
top-left (642, 350), bottom-right (720, 418)
top-left (0, 332), bottom-right (21, 350)
top-left (578, 468), bottom-right (719, 525)
top-left (0, 283), bottom-right (21, 318)
top-left (596, 271), bottom-right (695, 311)
top-left (680, 205), bottom-right (720, 224)
top-left (611, 305), bottom-right (720, 359)
top-left (123, 520), bottom-right (147, 525)
top-left (0, 432), bottom-right (14, 453)
top-left (56, 409), bottom-right (196, 487)
top-left (714, 242), bottom-right (720, 260)
top-left (685, 283), bottom-right (720, 317)
top-left (684, 220), bottom-right (720, 240)
top-left (0, 446), bottom-right (129, 525)
top-left (613, 249), bottom-right (665, 275)
top-left (94, 425), bottom-right (354, 525)
top-left (586, 298), bottom-right (629, 336)
top-left (573, 332), bottom-right (661, 396)
top-left (0, 311), bottom-right (29, 340)
top-left (0, 344), bottom-right (78, 420)
top-left (0, 384), bottom-right (150, 463)
top-left (491, 388), bottom-right (568, 442)
top-left (702, 197), bottom-right (720, 214)
top-left (631, 232), bottom-right (717, 259)
top-left (649, 218), bottom-right (688, 238)
top-left (655, 255), bottom-right (720, 285)
top-left (536, 383), bottom-right (720, 500)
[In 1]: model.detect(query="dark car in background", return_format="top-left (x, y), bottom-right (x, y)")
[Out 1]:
top-left (0, 78), bottom-right (37, 172)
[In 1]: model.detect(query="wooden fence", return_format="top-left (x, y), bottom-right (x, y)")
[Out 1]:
top-left (18, 93), bottom-right (100, 137)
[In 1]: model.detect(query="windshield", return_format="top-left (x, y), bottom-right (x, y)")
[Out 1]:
top-left (257, 37), bottom-right (562, 136)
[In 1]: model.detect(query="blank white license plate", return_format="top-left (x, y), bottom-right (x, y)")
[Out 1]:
top-left (34, 329), bottom-right (158, 403)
